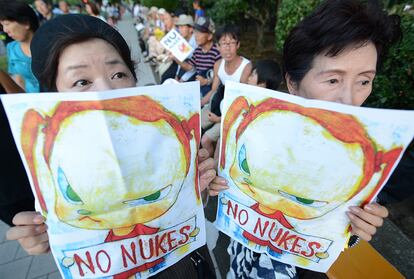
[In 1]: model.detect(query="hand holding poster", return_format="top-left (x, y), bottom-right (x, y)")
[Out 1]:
top-left (160, 29), bottom-right (194, 62)
top-left (215, 81), bottom-right (414, 272)
top-left (1, 82), bottom-right (205, 279)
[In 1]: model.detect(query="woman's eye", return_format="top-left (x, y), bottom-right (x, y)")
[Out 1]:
top-left (238, 144), bottom-right (250, 175)
top-left (73, 80), bottom-right (90, 87)
top-left (328, 79), bottom-right (339, 85)
top-left (112, 72), bottom-right (127, 79)
top-left (361, 80), bottom-right (371, 86)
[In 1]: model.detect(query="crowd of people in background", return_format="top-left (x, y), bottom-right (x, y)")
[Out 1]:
top-left (0, 0), bottom-right (410, 279)
top-left (129, 1), bottom-right (284, 164)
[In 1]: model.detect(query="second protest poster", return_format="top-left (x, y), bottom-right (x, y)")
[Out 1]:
top-left (215, 81), bottom-right (414, 272)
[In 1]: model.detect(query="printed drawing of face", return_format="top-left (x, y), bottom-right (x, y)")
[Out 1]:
top-left (21, 95), bottom-right (200, 230)
top-left (221, 97), bottom-right (402, 220)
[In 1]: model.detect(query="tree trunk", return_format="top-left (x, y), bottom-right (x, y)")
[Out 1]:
top-left (256, 21), bottom-right (265, 51)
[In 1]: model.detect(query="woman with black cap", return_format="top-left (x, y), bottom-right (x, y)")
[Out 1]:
top-left (6, 14), bottom-right (217, 279)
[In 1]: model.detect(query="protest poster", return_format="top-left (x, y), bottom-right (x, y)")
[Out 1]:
top-left (215, 81), bottom-right (414, 272)
top-left (160, 29), bottom-right (194, 62)
top-left (1, 82), bottom-right (205, 279)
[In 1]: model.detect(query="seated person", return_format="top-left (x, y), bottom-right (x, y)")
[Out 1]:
top-left (247, 59), bottom-right (282, 90)
top-left (201, 25), bottom-right (251, 156)
top-left (174, 16), bottom-right (221, 97)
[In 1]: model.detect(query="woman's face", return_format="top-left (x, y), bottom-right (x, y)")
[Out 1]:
top-left (218, 35), bottom-right (239, 62)
top-left (287, 42), bottom-right (377, 106)
top-left (35, 0), bottom-right (51, 17)
top-left (85, 4), bottom-right (93, 15)
top-left (55, 38), bottom-right (136, 92)
top-left (0, 20), bottom-right (31, 42)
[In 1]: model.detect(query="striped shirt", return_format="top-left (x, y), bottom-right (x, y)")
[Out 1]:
top-left (188, 44), bottom-right (221, 72)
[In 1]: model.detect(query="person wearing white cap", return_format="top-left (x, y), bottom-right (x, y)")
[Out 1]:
top-left (157, 7), bottom-right (166, 30)
top-left (176, 14), bottom-right (196, 49)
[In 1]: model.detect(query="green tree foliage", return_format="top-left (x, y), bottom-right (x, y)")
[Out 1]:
top-left (274, 0), bottom-right (322, 52)
top-left (207, 0), bottom-right (279, 50)
top-left (365, 7), bottom-right (414, 109)
top-left (138, 0), bottom-right (179, 11)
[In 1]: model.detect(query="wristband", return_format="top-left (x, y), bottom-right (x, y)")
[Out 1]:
top-left (347, 235), bottom-right (360, 248)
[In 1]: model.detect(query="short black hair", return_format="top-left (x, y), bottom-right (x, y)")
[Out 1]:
top-left (0, 1), bottom-right (39, 32)
top-left (36, 0), bottom-right (52, 6)
top-left (31, 14), bottom-right (136, 92)
top-left (283, 0), bottom-right (402, 85)
top-left (216, 24), bottom-right (240, 43)
top-left (253, 60), bottom-right (282, 90)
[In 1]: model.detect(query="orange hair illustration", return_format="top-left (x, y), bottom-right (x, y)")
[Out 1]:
top-left (21, 95), bottom-right (200, 214)
top-left (221, 97), bottom-right (402, 207)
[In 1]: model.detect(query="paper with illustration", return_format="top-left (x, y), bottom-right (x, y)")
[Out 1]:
top-left (215, 81), bottom-right (414, 272)
top-left (1, 82), bottom-right (204, 279)
top-left (160, 29), bottom-right (194, 62)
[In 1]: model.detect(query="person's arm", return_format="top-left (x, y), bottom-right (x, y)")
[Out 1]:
top-left (174, 58), bottom-right (194, 72)
top-left (201, 60), bottom-right (221, 106)
top-left (239, 62), bottom-right (253, 84)
top-left (12, 75), bottom-right (25, 91)
top-left (207, 111), bottom-right (221, 123)
top-left (0, 70), bottom-right (25, 93)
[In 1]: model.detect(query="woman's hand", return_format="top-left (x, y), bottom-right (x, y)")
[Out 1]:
top-left (347, 203), bottom-right (388, 241)
top-left (6, 211), bottom-right (50, 255)
top-left (198, 148), bottom-right (217, 192)
top-left (207, 176), bottom-right (229, 196)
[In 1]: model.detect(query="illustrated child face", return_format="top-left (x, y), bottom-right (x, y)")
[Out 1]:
top-left (49, 110), bottom-right (188, 229)
top-left (229, 111), bottom-right (365, 219)
top-left (287, 42), bottom-right (377, 107)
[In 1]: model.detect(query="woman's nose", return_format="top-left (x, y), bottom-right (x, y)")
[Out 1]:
top-left (93, 79), bottom-right (115, 91)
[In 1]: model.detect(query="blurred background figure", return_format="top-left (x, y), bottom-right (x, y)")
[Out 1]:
top-left (85, 1), bottom-right (106, 22)
top-left (0, 1), bottom-right (40, 93)
top-left (193, 0), bottom-right (205, 21)
top-left (58, 0), bottom-right (70, 15)
top-left (34, 0), bottom-right (56, 23)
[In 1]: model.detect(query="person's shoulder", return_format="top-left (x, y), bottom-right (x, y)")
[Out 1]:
top-left (241, 56), bottom-right (251, 63)
top-left (6, 41), bottom-right (21, 57)
top-left (6, 41), bottom-right (19, 51)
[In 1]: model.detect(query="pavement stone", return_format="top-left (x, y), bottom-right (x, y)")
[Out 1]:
top-left (0, 239), bottom-right (19, 265)
top-left (15, 244), bottom-right (30, 260)
top-left (47, 271), bottom-right (62, 279)
top-left (117, 20), bottom-right (157, 86)
top-left (371, 218), bottom-right (414, 278)
top-left (26, 253), bottom-right (58, 279)
top-left (0, 256), bottom-right (32, 279)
